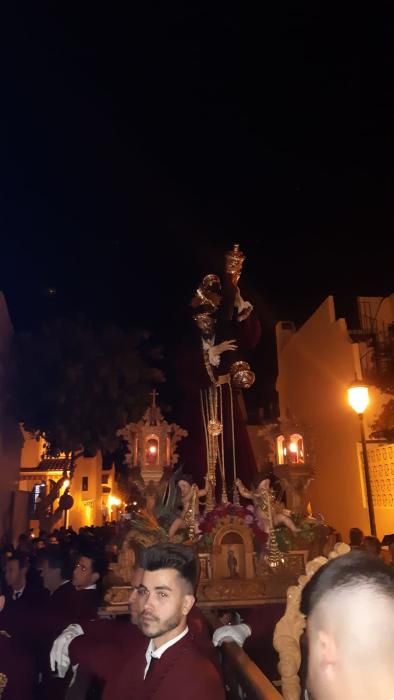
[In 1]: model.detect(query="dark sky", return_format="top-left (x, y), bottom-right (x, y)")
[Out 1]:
top-left (0, 3), bottom-right (393, 410)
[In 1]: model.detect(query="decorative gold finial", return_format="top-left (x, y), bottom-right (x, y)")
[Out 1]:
top-left (191, 274), bottom-right (221, 310)
top-left (230, 361), bottom-right (255, 390)
top-left (225, 243), bottom-right (245, 286)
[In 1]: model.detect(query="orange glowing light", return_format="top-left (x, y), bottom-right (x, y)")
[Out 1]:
top-left (348, 382), bottom-right (369, 415)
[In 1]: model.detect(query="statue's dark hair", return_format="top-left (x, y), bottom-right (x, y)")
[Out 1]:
top-left (175, 473), bottom-right (194, 486)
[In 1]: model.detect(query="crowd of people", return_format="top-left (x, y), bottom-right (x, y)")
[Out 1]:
top-left (0, 525), bottom-right (115, 699)
top-left (0, 529), bottom-right (225, 700)
top-left (0, 522), bottom-right (393, 700)
top-left (348, 525), bottom-right (394, 565)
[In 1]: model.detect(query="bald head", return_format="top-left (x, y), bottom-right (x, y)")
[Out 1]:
top-left (303, 551), bottom-right (394, 700)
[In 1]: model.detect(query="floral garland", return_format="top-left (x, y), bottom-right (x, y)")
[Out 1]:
top-left (196, 503), bottom-right (268, 549)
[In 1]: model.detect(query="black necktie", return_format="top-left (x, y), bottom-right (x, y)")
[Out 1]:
top-left (146, 656), bottom-right (157, 678)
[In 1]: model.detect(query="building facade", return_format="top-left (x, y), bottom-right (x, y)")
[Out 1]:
top-left (19, 430), bottom-right (120, 532)
top-left (275, 295), bottom-right (394, 540)
top-left (0, 293), bottom-right (26, 543)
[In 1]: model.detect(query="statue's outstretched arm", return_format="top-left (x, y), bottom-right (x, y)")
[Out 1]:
top-left (198, 476), bottom-right (210, 497)
top-left (235, 478), bottom-right (253, 499)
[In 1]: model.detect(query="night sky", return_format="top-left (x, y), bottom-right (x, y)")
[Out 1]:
top-left (1, 4), bottom-right (393, 412)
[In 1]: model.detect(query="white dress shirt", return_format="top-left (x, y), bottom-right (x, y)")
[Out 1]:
top-left (144, 626), bottom-right (189, 679)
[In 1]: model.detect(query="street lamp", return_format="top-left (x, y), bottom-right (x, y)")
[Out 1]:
top-left (347, 380), bottom-right (376, 536)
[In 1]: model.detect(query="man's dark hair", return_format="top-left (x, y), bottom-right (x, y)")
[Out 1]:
top-left (301, 550), bottom-right (394, 617)
top-left (349, 527), bottom-right (363, 547)
top-left (40, 545), bottom-right (72, 580)
top-left (363, 535), bottom-right (382, 557)
top-left (142, 544), bottom-right (198, 593)
top-left (7, 551), bottom-right (28, 569)
top-left (78, 548), bottom-right (108, 579)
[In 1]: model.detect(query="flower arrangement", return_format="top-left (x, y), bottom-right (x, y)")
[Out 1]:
top-left (197, 503), bottom-right (268, 550)
top-left (274, 520), bottom-right (324, 552)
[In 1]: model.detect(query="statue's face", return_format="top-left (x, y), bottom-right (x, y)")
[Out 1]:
top-left (193, 313), bottom-right (216, 337)
top-left (178, 480), bottom-right (191, 497)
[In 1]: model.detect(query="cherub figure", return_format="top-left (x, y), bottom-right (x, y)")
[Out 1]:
top-left (168, 474), bottom-right (210, 540)
top-left (236, 475), bottom-right (299, 534)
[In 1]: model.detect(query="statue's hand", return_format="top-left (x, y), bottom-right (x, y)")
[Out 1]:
top-left (234, 287), bottom-right (242, 308)
top-left (235, 287), bottom-right (253, 321)
top-left (211, 339), bottom-right (238, 359)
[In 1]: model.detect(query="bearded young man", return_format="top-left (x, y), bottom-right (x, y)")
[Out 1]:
top-left (114, 543), bottom-right (224, 700)
top-left (51, 545), bottom-right (222, 700)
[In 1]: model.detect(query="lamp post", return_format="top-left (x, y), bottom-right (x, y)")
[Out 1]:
top-left (347, 381), bottom-right (376, 536)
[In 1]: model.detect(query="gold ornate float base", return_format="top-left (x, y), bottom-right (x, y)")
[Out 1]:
top-left (102, 516), bottom-right (309, 615)
top-left (102, 549), bottom-right (306, 615)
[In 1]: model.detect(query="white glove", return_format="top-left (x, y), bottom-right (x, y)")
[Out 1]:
top-left (212, 623), bottom-right (252, 647)
top-left (50, 624), bottom-right (84, 678)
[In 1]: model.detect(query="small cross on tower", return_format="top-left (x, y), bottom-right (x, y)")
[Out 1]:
top-left (150, 389), bottom-right (158, 407)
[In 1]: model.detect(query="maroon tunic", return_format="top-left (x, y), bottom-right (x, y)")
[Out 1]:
top-left (34, 584), bottom-right (99, 700)
top-left (70, 620), bottom-right (143, 679)
top-left (0, 633), bottom-right (35, 700)
top-left (69, 604), bottom-right (216, 680)
top-left (104, 632), bottom-right (224, 700)
top-left (176, 311), bottom-right (261, 491)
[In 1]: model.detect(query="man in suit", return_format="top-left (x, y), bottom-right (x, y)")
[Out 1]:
top-left (107, 544), bottom-right (225, 700)
top-left (5, 552), bottom-right (24, 596)
top-left (51, 554), bottom-right (215, 685)
top-left (52, 564), bottom-right (146, 697)
top-left (73, 549), bottom-right (106, 591)
top-left (40, 546), bottom-right (73, 600)
top-left (302, 551), bottom-right (394, 700)
top-left (4, 552), bottom-right (46, 609)
top-left (52, 545), bottom-right (223, 699)
top-left (71, 547), bottom-right (107, 619)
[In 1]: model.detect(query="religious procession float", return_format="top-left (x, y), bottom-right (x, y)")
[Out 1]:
top-left (105, 244), bottom-right (335, 612)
